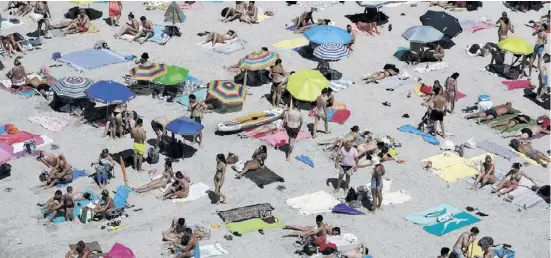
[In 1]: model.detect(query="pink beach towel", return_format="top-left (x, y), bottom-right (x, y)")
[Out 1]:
top-left (107, 243), bottom-right (136, 258)
top-left (163, 1), bottom-right (203, 9)
top-left (259, 129), bottom-right (311, 148)
top-left (466, 22), bottom-right (495, 33)
top-left (501, 80), bottom-right (533, 90)
top-left (443, 91), bottom-right (467, 100)
top-left (0, 144), bottom-right (13, 164)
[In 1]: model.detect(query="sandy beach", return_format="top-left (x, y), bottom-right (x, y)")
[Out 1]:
top-left (0, 1), bottom-right (549, 257)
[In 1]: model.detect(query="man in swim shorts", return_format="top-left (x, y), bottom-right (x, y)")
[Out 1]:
top-left (529, 23), bottom-right (548, 77)
top-left (284, 103), bottom-right (302, 161)
top-left (428, 87), bottom-right (447, 137)
top-left (370, 163), bottom-right (385, 212)
top-left (465, 102), bottom-right (515, 123)
top-left (503, 121), bottom-right (550, 139)
top-left (131, 118), bottom-right (146, 171)
top-left (452, 227), bottom-right (479, 258)
top-left (189, 94), bottom-right (208, 146)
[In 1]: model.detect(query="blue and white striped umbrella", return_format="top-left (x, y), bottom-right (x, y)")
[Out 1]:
top-left (313, 43), bottom-right (350, 61)
top-left (52, 76), bottom-right (94, 99)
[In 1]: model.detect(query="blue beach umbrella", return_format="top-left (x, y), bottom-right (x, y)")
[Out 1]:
top-left (86, 80), bottom-right (135, 104)
top-left (401, 26), bottom-right (444, 44)
top-left (313, 43), bottom-right (350, 61)
top-left (166, 117), bottom-right (204, 135)
top-left (304, 25), bottom-right (352, 45)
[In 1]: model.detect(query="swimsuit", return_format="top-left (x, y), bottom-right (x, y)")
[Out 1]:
top-left (430, 109), bottom-right (444, 121)
top-left (370, 178), bottom-right (383, 189)
top-left (485, 108), bottom-right (498, 117)
top-left (452, 247), bottom-right (466, 258)
top-left (285, 126), bottom-right (300, 139)
top-left (190, 115), bottom-right (201, 124)
top-left (535, 44), bottom-right (545, 55)
top-left (109, 1), bottom-right (121, 17)
top-left (133, 142), bottom-right (145, 155)
top-left (511, 115), bottom-right (530, 124)
top-left (521, 128), bottom-right (533, 138)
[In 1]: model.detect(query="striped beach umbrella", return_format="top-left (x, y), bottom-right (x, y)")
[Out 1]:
top-left (129, 63), bottom-right (168, 81)
top-left (239, 51), bottom-right (280, 71)
top-left (207, 80), bottom-right (246, 105)
top-left (52, 76), bottom-right (94, 99)
top-left (313, 43), bottom-right (350, 61)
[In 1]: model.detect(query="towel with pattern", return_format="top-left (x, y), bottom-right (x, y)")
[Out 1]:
top-left (413, 62), bottom-right (449, 74)
top-left (28, 114), bottom-right (69, 132)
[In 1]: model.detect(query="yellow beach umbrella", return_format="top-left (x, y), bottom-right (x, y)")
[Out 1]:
top-left (287, 69), bottom-right (329, 102)
top-left (497, 37), bottom-right (534, 55)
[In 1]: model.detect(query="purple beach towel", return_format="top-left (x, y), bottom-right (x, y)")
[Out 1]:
top-left (332, 203), bottom-right (365, 215)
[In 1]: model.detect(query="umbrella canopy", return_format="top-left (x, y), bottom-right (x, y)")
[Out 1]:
top-left (287, 69), bottom-right (329, 102)
top-left (166, 116), bottom-right (204, 135)
top-left (71, 1), bottom-right (101, 5)
top-left (107, 243), bottom-right (136, 258)
top-left (357, 1), bottom-right (392, 8)
top-left (305, 25), bottom-right (353, 45)
top-left (239, 51), bottom-right (280, 71)
top-left (207, 80), bottom-right (247, 105)
top-left (313, 43), bottom-right (351, 61)
top-left (497, 37), bottom-right (534, 55)
top-left (164, 1), bottom-right (186, 24)
top-left (52, 76), bottom-right (94, 99)
top-left (129, 63), bottom-right (168, 81)
top-left (152, 65), bottom-right (189, 85)
top-left (420, 10), bottom-right (462, 38)
top-left (86, 80), bottom-right (135, 104)
top-left (402, 26), bottom-right (444, 44)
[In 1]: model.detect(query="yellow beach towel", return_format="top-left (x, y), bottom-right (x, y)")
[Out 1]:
top-left (511, 149), bottom-right (546, 167)
top-left (273, 38), bottom-right (309, 49)
top-left (413, 83), bottom-right (424, 96)
top-left (84, 23), bottom-right (100, 34)
top-left (466, 240), bottom-right (484, 258)
top-left (423, 152), bottom-right (478, 182)
top-left (423, 152), bottom-right (465, 170)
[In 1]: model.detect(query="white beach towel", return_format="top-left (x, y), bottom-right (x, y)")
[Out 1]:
top-left (506, 177), bottom-right (543, 209)
top-left (197, 38), bottom-right (240, 49)
top-left (286, 191), bottom-right (340, 215)
top-left (172, 182), bottom-right (210, 204)
top-left (28, 114), bottom-right (69, 132)
top-left (413, 62), bottom-right (449, 74)
top-left (360, 179), bottom-right (412, 206)
top-left (11, 135), bottom-right (53, 153)
top-left (327, 233), bottom-right (359, 249)
top-left (329, 80), bottom-right (353, 92)
top-left (200, 243), bottom-right (229, 258)
top-left (1, 19), bottom-right (25, 30)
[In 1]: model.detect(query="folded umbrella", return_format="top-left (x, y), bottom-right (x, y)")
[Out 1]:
top-left (166, 117), bottom-right (204, 135)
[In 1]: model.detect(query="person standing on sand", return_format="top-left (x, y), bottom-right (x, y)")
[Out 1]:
top-left (428, 87), bottom-right (447, 137)
top-left (312, 88), bottom-right (330, 138)
top-left (346, 24), bottom-right (356, 51)
top-left (535, 53), bottom-right (549, 102)
top-left (334, 140), bottom-right (358, 193)
top-left (34, 1), bottom-right (51, 38)
top-left (64, 186), bottom-right (76, 222)
top-left (444, 72), bottom-right (459, 113)
top-left (213, 154), bottom-right (227, 204)
top-left (452, 227), bottom-right (479, 258)
top-left (370, 162), bottom-right (385, 212)
top-left (131, 118), bottom-right (146, 171)
top-left (497, 13), bottom-right (514, 41)
top-left (284, 103), bottom-right (302, 161)
top-left (189, 94), bottom-right (208, 146)
top-left (108, 1), bottom-right (122, 27)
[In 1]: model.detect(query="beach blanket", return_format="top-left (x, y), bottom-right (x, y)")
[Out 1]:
top-left (501, 80), bottom-right (533, 90)
top-left (0, 131), bottom-right (38, 145)
top-left (56, 169), bottom-right (88, 188)
top-left (213, 39), bottom-right (247, 54)
top-left (413, 62), bottom-right (449, 74)
top-left (422, 152), bottom-right (478, 182)
top-left (225, 217), bottom-right (284, 234)
top-left (172, 182), bottom-right (210, 204)
top-left (327, 233), bottom-right (359, 251)
top-left (423, 211), bottom-right (481, 236)
top-left (11, 135), bottom-right (53, 154)
top-left (398, 124), bottom-right (440, 145)
top-left (506, 177), bottom-right (543, 209)
top-left (360, 178), bottom-right (412, 205)
top-left (218, 203), bottom-right (274, 223)
top-left (465, 22), bottom-right (496, 33)
top-left (259, 129), bottom-right (311, 148)
top-left (481, 114), bottom-right (535, 133)
top-left (200, 243), bottom-right (229, 258)
top-left (243, 166), bottom-right (284, 188)
top-left (149, 25), bottom-right (171, 45)
top-left (329, 80), bottom-right (353, 92)
top-left (494, 247), bottom-right (516, 258)
top-left (476, 140), bottom-right (518, 160)
top-left (176, 88), bottom-right (208, 107)
top-left (394, 46), bottom-right (409, 60)
top-left (45, 189), bottom-right (99, 223)
top-left (332, 203), bottom-right (364, 215)
top-left (377, 76), bottom-right (419, 90)
top-left (406, 203), bottom-right (462, 225)
top-left (59, 48), bottom-right (128, 72)
top-left (286, 191), bottom-right (340, 215)
top-left (467, 240), bottom-right (484, 258)
top-left (114, 185), bottom-right (132, 209)
top-left (273, 38), bottom-right (309, 49)
top-left (28, 114), bottom-right (68, 132)
top-left (197, 37), bottom-right (242, 50)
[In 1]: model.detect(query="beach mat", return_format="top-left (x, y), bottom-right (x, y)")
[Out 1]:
top-left (225, 217), bottom-right (284, 234)
top-left (28, 114), bottom-right (68, 132)
top-left (16, 87), bottom-right (38, 98)
top-left (243, 166), bottom-right (284, 188)
top-left (466, 22), bottom-right (496, 33)
top-left (332, 203), bottom-right (365, 215)
top-left (259, 129), bottom-right (310, 148)
top-left (422, 152), bottom-right (477, 182)
top-left (218, 203), bottom-right (274, 223)
top-left (213, 39), bottom-right (247, 54)
top-left (406, 203), bottom-right (462, 225)
top-left (56, 169), bottom-right (88, 188)
top-left (502, 80), bottom-right (532, 90)
top-left (329, 109), bottom-right (351, 124)
top-left (467, 240), bottom-right (484, 258)
top-left (200, 243), bottom-right (229, 258)
top-left (273, 38), bottom-right (309, 49)
top-left (172, 182), bottom-right (210, 204)
top-left (286, 191), bottom-right (340, 215)
top-left (59, 48), bottom-right (128, 72)
top-left (398, 125), bottom-right (440, 145)
top-left (423, 211), bottom-right (481, 236)
top-left (0, 131), bottom-right (39, 145)
top-left (148, 25), bottom-right (171, 45)
top-left (114, 185), bottom-right (132, 209)
top-left (477, 140), bottom-right (518, 160)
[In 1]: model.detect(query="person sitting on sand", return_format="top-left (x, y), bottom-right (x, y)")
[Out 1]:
top-left (292, 8), bottom-right (315, 32)
top-left (94, 189), bottom-right (115, 220)
top-left (425, 42), bottom-right (445, 61)
top-left (163, 217), bottom-right (186, 243)
top-left (64, 9), bottom-right (90, 34)
top-left (510, 139), bottom-right (550, 167)
top-left (346, 24), bottom-right (356, 51)
top-left (173, 227), bottom-right (197, 258)
top-left (222, 1), bottom-right (248, 23)
top-left (199, 30), bottom-right (237, 47)
top-left (283, 222), bottom-right (340, 237)
top-left (489, 114), bottom-right (530, 133)
top-left (464, 102), bottom-right (515, 123)
top-left (235, 145), bottom-right (268, 178)
top-left (242, 1), bottom-right (258, 24)
top-left (284, 215), bottom-right (329, 248)
top-left (133, 160), bottom-right (174, 193)
top-left (492, 162), bottom-right (538, 197)
top-left (502, 121), bottom-right (550, 139)
top-left (1, 36), bottom-right (17, 58)
top-left (472, 155), bottom-right (496, 190)
top-left (238, 119), bottom-right (283, 138)
top-left (43, 190), bottom-right (65, 224)
top-left (65, 240), bottom-right (91, 258)
top-left (296, 19), bottom-right (331, 33)
top-left (362, 64), bottom-right (399, 84)
top-left (6, 58), bottom-right (27, 89)
top-left (452, 227), bottom-right (479, 258)
top-left (37, 150), bottom-right (59, 168)
top-left (132, 16), bottom-right (154, 44)
top-left (161, 171), bottom-right (190, 200)
top-left (45, 154), bottom-right (73, 189)
top-left (324, 125), bottom-right (361, 152)
top-left (114, 12), bottom-right (139, 39)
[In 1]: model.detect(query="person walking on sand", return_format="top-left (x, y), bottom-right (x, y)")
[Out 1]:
top-left (529, 23), bottom-right (548, 77)
top-left (497, 16), bottom-right (514, 41)
top-left (131, 118), bottom-right (146, 171)
top-left (313, 88), bottom-right (330, 138)
top-left (444, 72), bottom-right (459, 113)
top-left (428, 87), bottom-right (447, 137)
top-left (370, 162), bottom-right (385, 212)
top-left (284, 103), bottom-right (302, 161)
top-left (452, 227), bottom-right (479, 258)
top-left (212, 153), bottom-right (227, 204)
top-left (334, 140), bottom-right (358, 193)
top-left (189, 94), bottom-right (208, 146)
top-left (346, 24), bottom-right (356, 51)
top-left (108, 1), bottom-right (122, 27)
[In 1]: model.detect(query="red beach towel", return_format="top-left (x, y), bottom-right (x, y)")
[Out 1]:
top-left (0, 131), bottom-right (38, 145)
top-left (501, 80), bottom-right (532, 90)
top-left (331, 109), bottom-right (351, 124)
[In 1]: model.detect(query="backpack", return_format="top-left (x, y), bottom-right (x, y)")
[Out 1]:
top-left (0, 164), bottom-right (11, 180)
top-left (505, 66), bottom-right (520, 80)
top-left (147, 148), bottom-right (159, 164)
top-left (345, 188), bottom-right (358, 203)
top-left (164, 26), bottom-right (181, 37)
top-left (469, 44), bottom-right (480, 54)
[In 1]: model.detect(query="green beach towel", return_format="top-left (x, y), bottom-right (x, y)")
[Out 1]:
top-left (423, 211), bottom-right (481, 236)
top-left (225, 218), bottom-right (284, 234)
top-left (480, 112), bottom-right (535, 132)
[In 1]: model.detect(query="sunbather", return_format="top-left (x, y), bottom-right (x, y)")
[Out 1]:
top-left (425, 42), bottom-right (445, 61)
top-left (472, 155), bottom-right (496, 190)
top-left (37, 150), bottom-right (58, 168)
top-left (133, 160), bottom-right (174, 193)
top-left (162, 217), bottom-right (186, 243)
top-left (199, 30), bottom-right (237, 47)
top-left (296, 19), bottom-right (331, 33)
top-left (45, 154), bottom-right (73, 189)
top-left (235, 145), bottom-right (268, 178)
top-left (63, 186), bottom-right (77, 222)
top-left (64, 9), bottom-right (90, 34)
top-left (502, 121), bottom-right (550, 139)
top-left (510, 139), bottom-right (550, 167)
top-left (65, 240), bottom-right (91, 258)
top-left (161, 171), bottom-right (190, 200)
top-left (324, 126), bottom-right (360, 152)
top-left (343, 244), bottom-right (372, 258)
top-left (238, 119), bottom-right (282, 138)
top-left (283, 223), bottom-right (340, 236)
top-left (114, 12), bottom-right (139, 39)
top-left (132, 16), bottom-right (154, 44)
top-left (212, 154), bottom-right (227, 204)
top-left (173, 228), bottom-right (197, 258)
top-left (489, 114), bottom-right (530, 133)
top-left (6, 58), bottom-right (27, 88)
top-left (43, 190), bottom-right (65, 224)
top-left (292, 8), bottom-right (315, 32)
top-left (222, 1), bottom-right (248, 23)
top-left (492, 162), bottom-right (538, 196)
top-left (362, 64), bottom-right (399, 84)
top-left (477, 236), bottom-right (495, 258)
top-left (464, 102), bottom-right (515, 122)
top-left (94, 189), bottom-right (115, 220)
top-left (452, 227), bottom-right (479, 258)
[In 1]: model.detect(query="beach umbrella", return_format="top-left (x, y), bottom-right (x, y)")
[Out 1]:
top-left (207, 80), bottom-right (247, 105)
top-left (313, 43), bottom-right (350, 61)
top-left (357, 1), bottom-right (392, 8)
top-left (402, 26), bottom-right (444, 44)
top-left (152, 65), bottom-right (189, 85)
top-left (52, 76), bottom-right (94, 99)
top-left (497, 37), bottom-right (534, 55)
top-left (304, 25), bottom-right (352, 45)
top-left (286, 69), bottom-right (329, 102)
top-left (239, 51), bottom-right (280, 71)
top-left (86, 80), bottom-right (135, 104)
top-left (166, 117), bottom-right (204, 135)
top-left (129, 63), bottom-right (168, 81)
top-left (420, 10), bottom-right (462, 38)
top-left (164, 1), bottom-right (186, 24)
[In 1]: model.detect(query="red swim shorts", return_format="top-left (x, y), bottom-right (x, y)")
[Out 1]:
top-left (78, 25), bottom-right (89, 32)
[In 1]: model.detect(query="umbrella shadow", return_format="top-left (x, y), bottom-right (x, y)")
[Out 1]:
top-left (26, 29), bottom-right (46, 38)
top-left (148, 135), bottom-right (198, 159)
top-left (103, 18), bottom-right (114, 26)
top-left (523, 88), bottom-right (550, 110)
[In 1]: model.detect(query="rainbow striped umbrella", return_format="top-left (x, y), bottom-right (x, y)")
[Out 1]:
top-left (239, 51), bottom-right (280, 71)
top-left (207, 80), bottom-right (246, 105)
top-left (129, 63), bottom-right (168, 81)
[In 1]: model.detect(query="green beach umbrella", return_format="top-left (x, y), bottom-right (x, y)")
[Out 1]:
top-left (152, 65), bottom-right (189, 85)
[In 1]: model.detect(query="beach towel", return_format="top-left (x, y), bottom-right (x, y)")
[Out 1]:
top-left (422, 152), bottom-right (478, 182)
top-left (506, 178), bottom-right (544, 209)
top-left (44, 189), bottom-right (99, 223)
top-left (213, 39), bottom-right (247, 54)
top-left (398, 125), bottom-right (440, 145)
top-left (478, 111), bottom-right (521, 124)
top-left (511, 149), bottom-right (544, 167)
top-left (329, 80), bottom-right (353, 92)
top-left (0, 19), bottom-right (24, 30)
top-left (218, 203), bottom-right (274, 223)
top-left (467, 240), bottom-right (484, 258)
top-left (225, 217), bottom-right (284, 234)
top-left (394, 46), bottom-right (410, 60)
top-left (148, 25), bottom-right (171, 45)
top-left (0, 125), bottom-right (6, 135)
top-left (197, 37), bottom-right (241, 50)
top-left (413, 62), bottom-right (449, 74)
top-left (114, 185), bottom-right (132, 209)
top-left (327, 233), bottom-right (359, 251)
top-left (273, 38), bottom-right (309, 49)
top-left (295, 154), bottom-right (315, 167)
top-left (501, 80), bottom-right (533, 90)
top-left (243, 166), bottom-right (284, 188)
top-left (466, 22), bottom-right (496, 33)
top-left (360, 178), bottom-right (412, 205)
top-left (28, 114), bottom-right (68, 132)
top-left (83, 23), bottom-right (100, 34)
top-left (494, 247), bottom-right (516, 258)
top-left (50, 29), bottom-right (66, 38)
top-left (332, 203), bottom-right (365, 215)
top-left (200, 243), bottom-right (229, 258)
top-left (59, 48), bottom-right (128, 72)
top-left (106, 243), bottom-right (135, 258)
top-left (56, 169), bottom-right (88, 188)
top-left (286, 191), bottom-right (340, 215)
top-left (406, 204), bottom-right (462, 225)
top-left (11, 135), bottom-right (53, 154)
top-left (477, 140), bottom-right (518, 160)
top-left (0, 131), bottom-right (38, 145)
top-left (423, 211), bottom-right (481, 236)
top-left (329, 109), bottom-right (351, 124)
top-left (259, 129), bottom-right (311, 148)
top-left (377, 76), bottom-right (418, 90)
top-left (172, 182), bottom-right (210, 204)
top-left (176, 88), bottom-right (208, 107)
top-left (14, 87), bottom-right (38, 98)
top-left (481, 114), bottom-right (535, 132)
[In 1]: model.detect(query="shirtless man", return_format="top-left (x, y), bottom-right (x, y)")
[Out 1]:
top-left (371, 163), bottom-right (385, 212)
top-left (64, 9), bottom-right (90, 34)
top-left (44, 190), bottom-right (65, 224)
top-left (200, 30), bottom-right (237, 47)
top-left (346, 24), bottom-right (356, 51)
top-left (65, 240), bottom-right (91, 258)
top-left (37, 150), bottom-right (58, 168)
top-left (64, 186), bottom-right (76, 222)
top-left (451, 227), bottom-right (479, 258)
top-left (313, 88), bottom-right (330, 138)
top-left (529, 23), bottom-right (548, 77)
top-left (131, 118), bottom-right (146, 171)
top-left (189, 94), bottom-right (208, 146)
top-left (132, 16), bottom-right (154, 44)
top-left (465, 102), bottom-right (515, 123)
top-left (503, 122), bottom-right (550, 139)
top-left (162, 171), bottom-right (190, 200)
top-left (174, 228), bottom-right (197, 258)
top-left (95, 189), bottom-right (115, 221)
top-left (115, 12), bottom-right (139, 39)
top-left (475, 237), bottom-right (495, 258)
top-left (306, 215), bottom-right (328, 247)
top-left (163, 217), bottom-right (186, 243)
top-left (428, 87), bottom-right (447, 137)
top-left (223, 1), bottom-right (247, 23)
top-left (497, 16), bottom-right (514, 41)
top-left (35, 1), bottom-right (52, 38)
top-left (284, 104), bottom-right (302, 160)
top-left (151, 115), bottom-right (180, 150)
top-left (45, 155), bottom-right (72, 189)
top-left (356, 139), bottom-right (379, 167)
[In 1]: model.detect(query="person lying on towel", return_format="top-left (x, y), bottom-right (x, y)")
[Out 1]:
top-left (464, 102), bottom-right (515, 123)
top-left (234, 145), bottom-right (267, 178)
top-left (65, 240), bottom-right (92, 258)
top-left (488, 114), bottom-right (530, 133)
top-left (238, 119), bottom-right (283, 138)
top-left (64, 9), bottom-right (90, 34)
top-left (198, 30), bottom-right (237, 47)
top-left (343, 244), bottom-right (372, 258)
top-left (361, 64), bottom-right (399, 84)
top-left (502, 120), bottom-right (550, 139)
top-left (509, 139), bottom-right (550, 167)
top-left (133, 160), bottom-right (175, 194)
top-left (282, 219), bottom-right (340, 237)
top-left (296, 19), bottom-right (331, 33)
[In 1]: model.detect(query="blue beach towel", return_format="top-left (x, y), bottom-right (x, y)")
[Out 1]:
top-left (423, 211), bottom-right (481, 236)
top-left (332, 203), bottom-right (365, 215)
top-left (296, 154), bottom-right (314, 167)
top-left (43, 189), bottom-right (99, 223)
top-left (114, 185), bottom-right (132, 209)
top-left (56, 169), bottom-right (88, 188)
top-left (398, 125), bottom-right (440, 145)
top-left (17, 89), bottom-right (38, 98)
top-left (148, 25), bottom-right (170, 45)
top-left (394, 46), bottom-right (409, 60)
top-left (176, 88), bottom-right (208, 107)
top-left (59, 48), bottom-right (128, 72)
top-left (405, 204), bottom-right (461, 225)
top-left (494, 247), bottom-right (515, 258)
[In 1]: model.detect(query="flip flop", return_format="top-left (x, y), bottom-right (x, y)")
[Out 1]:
top-left (4, 187), bottom-right (13, 192)
top-left (476, 212), bottom-right (489, 217)
top-left (382, 101), bottom-right (391, 107)
top-left (232, 232), bottom-right (242, 237)
top-left (258, 229), bottom-right (264, 235)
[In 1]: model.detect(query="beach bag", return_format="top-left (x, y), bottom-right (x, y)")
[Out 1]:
top-left (505, 66), bottom-right (520, 80)
top-left (164, 26), bottom-right (180, 37)
top-left (80, 207), bottom-right (94, 224)
top-left (469, 44), bottom-right (480, 54)
top-left (23, 140), bottom-right (36, 154)
top-left (147, 148), bottom-right (159, 164)
top-left (0, 164), bottom-right (11, 180)
top-left (345, 188), bottom-right (358, 203)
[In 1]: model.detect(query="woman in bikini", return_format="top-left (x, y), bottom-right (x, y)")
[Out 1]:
top-left (296, 19), bottom-right (330, 33)
top-left (324, 125), bottom-right (360, 152)
top-left (492, 163), bottom-right (538, 197)
top-left (444, 72), bottom-right (459, 113)
top-left (212, 154), bottom-right (227, 204)
top-left (238, 119), bottom-right (283, 138)
top-left (222, 1), bottom-right (248, 23)
top-left (46, 155), bottom-right (73, 189)
top-left (235, 145), bottom-right (268, 178)
top-left (362, 64), bottom-right (399, 84)
top-left (490, 114), bottom-right (530, 133)
top-left (6, 58), bottom-right (27, 89)
top-left (133, 160), bottom-right (174, 193)
top-left (200, 30), bottom-right (237, 47)
top-left (510, 139), bottom-right (551, 167)
top-left (472, 155), bottom-right (496, 190)
top-left (292, 9), bottom-right (315, 32)
top-left (269, 59), bottom-right (286, 107)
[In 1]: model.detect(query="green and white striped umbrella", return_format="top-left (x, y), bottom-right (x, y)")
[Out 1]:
top-left (52, 76), bottom-right (94, 99)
